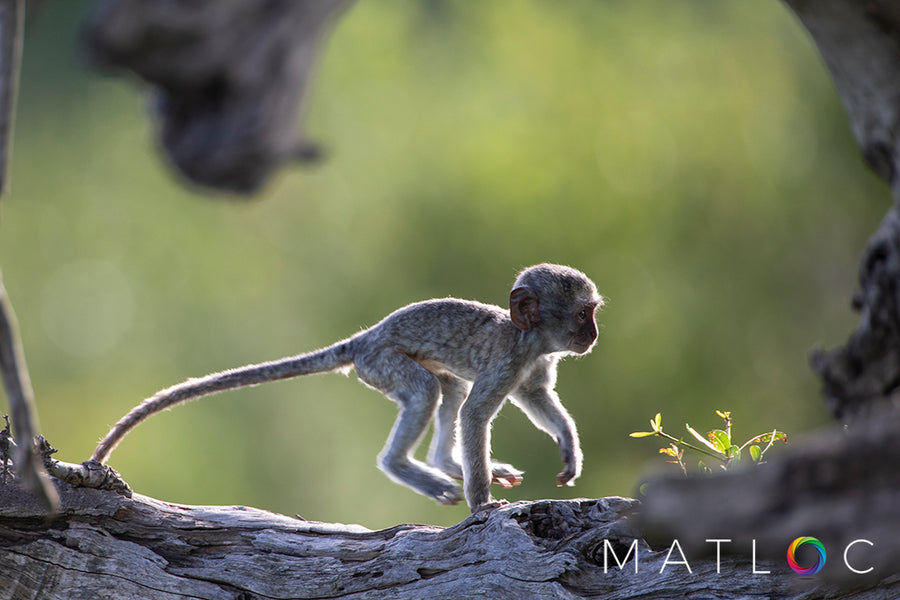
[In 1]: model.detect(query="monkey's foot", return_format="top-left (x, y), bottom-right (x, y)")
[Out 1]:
top-left (418, 478), bottom-right (463, 506)
top-left (434, 488), bottom-right (463, 505)
top-left (380, 455), bottom-right (463, 505)
top-left (489, 461), bottom-right (524, 489)
top-left (472, 499), bottom-right (509, 513)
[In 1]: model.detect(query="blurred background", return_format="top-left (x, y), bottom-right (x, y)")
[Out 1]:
top-left (0, 0), bottom-right (889, 528)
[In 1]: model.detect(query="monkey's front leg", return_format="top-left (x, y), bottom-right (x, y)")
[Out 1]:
top-left (459, 380), bottom-right (512, 512)
top-left (428, 374), bottom-right (523, 489)
top-left (511, 381), bottom-right (583, 488)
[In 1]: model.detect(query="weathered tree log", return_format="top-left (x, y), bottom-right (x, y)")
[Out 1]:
top-left (83, 0), bottom-right (354, 194)
top-left (2, 479), bottom-right (896, 600)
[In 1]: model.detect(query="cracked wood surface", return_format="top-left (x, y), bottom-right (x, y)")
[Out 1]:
top-left (1, 481), bottom-right (896, 600)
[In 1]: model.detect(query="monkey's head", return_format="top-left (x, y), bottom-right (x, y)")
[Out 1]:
top-left (509, 263), bottom-right (604, 355)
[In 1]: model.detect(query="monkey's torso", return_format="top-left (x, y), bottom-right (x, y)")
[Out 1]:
top-left (352, 298), bottom-right (542, 384)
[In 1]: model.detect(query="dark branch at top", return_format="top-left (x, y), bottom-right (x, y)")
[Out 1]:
top-left (83, 0), bottom-right (354, 194)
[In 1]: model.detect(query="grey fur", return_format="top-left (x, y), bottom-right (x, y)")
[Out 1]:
top-left (92, 263), bottom-right (603, 512)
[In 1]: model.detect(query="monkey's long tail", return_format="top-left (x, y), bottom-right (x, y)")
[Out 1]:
top-left (92, 340), bottom-right (355, 463)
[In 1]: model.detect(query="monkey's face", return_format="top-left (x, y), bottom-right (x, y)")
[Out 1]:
top-left (510, 263), bottom-right (604, 355)
top-left (566, 302), bottom-right (600, 354)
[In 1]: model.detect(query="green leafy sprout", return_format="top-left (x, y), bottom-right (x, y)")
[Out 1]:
top-left (629, 410), bottom-right (787, 475)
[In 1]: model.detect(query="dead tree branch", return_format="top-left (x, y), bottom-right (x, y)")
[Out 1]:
top-left (83, 0), bottom-right (354, 194)
top-left (0, 277), bottom-right (58, 513)
top-left (0, 0), bottom-right (23, 196)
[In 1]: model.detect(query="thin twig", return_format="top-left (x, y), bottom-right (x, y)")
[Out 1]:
top-left (0, 275), bottom-right (58, 512)
top-left (0, 0), bottom-right (54, 511)
top-left (0, 0), bottom-right (23, 196)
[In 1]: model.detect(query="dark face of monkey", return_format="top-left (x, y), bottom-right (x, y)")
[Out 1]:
top-left (509, 263), bottom-right (603, 355)
top-left (568, 302), bottom-right (599, 354)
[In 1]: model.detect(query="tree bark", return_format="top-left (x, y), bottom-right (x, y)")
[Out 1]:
top-left (2, 480), bottom-right (896, 600)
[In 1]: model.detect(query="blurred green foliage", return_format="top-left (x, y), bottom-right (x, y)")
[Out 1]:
top-left (0, 1), bottom-right (888, 528)
top-left (631, 410), bottom-right (787, 475)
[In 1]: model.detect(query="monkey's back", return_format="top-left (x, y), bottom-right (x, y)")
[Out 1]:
top-left (356, 298), bottom-right (519, 380)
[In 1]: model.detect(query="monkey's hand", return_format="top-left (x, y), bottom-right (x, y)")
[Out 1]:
top-left (556, 444), bottom-right (582, 487)
top-left (556, 468), bottom-right (577, 487)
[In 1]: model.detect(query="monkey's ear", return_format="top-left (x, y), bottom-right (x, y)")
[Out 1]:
top-left (509, 287), bottom-right (541, 332)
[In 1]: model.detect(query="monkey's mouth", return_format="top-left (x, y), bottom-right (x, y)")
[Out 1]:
top-left (569, 337), bottom-right (596, 354)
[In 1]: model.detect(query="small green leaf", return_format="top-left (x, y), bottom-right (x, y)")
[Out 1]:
top-left (749, 445), bottom-right (761, 462)
top-left (687, 424), bottom-right (724, 454)
top-left (715, 410), bottom-right (730, 420)
top-left (629, 431), bottom-right (656, 438)
top-left (653, 413), bottom-right (663, 432)
top-left (756, 431), bottom-right (787, 444)
top-left (708, 429), bottom-right (731, 453)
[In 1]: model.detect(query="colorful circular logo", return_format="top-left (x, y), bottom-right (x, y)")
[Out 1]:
top-left (787, 537), bottom-right (826, 575)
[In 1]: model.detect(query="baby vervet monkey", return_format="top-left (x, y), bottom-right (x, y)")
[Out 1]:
top-left (93, 263), bottom-right (604, 512)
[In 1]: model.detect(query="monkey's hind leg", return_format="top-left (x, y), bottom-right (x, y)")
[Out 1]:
top-left (426, 373), bottom-right (467, 479)
top-left (427, 374), bottom-right (523, 489)
top-left (356, 352), bottom-right (463, 506)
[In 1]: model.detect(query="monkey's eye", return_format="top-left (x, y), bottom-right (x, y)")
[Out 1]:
top-left (577, 309), bottom-right (587, 320)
